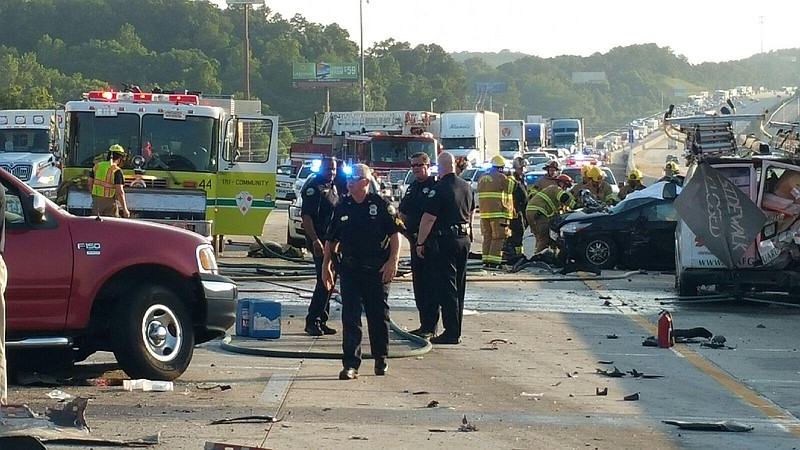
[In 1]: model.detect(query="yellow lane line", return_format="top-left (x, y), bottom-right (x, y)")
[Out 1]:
top-left (583, 276), bottom-right (800, 436)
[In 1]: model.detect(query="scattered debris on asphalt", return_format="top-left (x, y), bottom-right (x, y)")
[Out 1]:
top-left (196, 383), bottom-right (233, 391)
top-left (205, 441), bottom-right (269, 450)
top-left (426, 400), bottom-right (439, 408)
top-left (756, 324), bottom-right (766, 329)
top-left (623, 392), bottom-right (640, 401)
top-left (596, 367), bottom-right (625, 377)
top-left (210, 415), bottom-right (282, 425)
top-left (459, 415), bottom-right (478, 432)
top-left (662, 420), bottom-right (754, 432)
top-left (551, 381), bottom-right (562, 387)
top-left (598, 360), bottom-right (614, 365)
top-left (672, 327), bottom-right (713, 339)
top-left (596, 387), bottom-right (608, 396)
top-left (46, 389), bottom-right (72, 400)
top-left (627, 369), bottom-right (665, 379)
top-left (350, 436), bottom-right (369, 440)
top-left (520, 392), bottom-right (543, 399)
top-left (606, 334), bottom-right (619, 339)
top-left (701, 335), bottom-right (736, 349)
top-left (412, 390), bottom-right (429, 395)
top-left (566, 372), bottom-right (578, 378)
top-left (599, 295), bottom-right (612, 300)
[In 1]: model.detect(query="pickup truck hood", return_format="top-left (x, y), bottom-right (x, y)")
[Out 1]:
top-left (0, 152), bottom-right (52, 165)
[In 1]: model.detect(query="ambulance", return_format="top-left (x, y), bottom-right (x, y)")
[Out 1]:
top-left (61, 89), bottom-right (278, 245)
top-left (0, 109), bottom-right (64, 199)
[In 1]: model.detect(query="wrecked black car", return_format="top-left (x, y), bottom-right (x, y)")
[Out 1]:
top-left (550, 181), bottom-right (680, 269)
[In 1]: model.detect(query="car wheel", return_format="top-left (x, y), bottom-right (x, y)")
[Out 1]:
top-left (113, 283), bottom-right (194, 380)
top-left (581, 236), bottom-right (617, 269)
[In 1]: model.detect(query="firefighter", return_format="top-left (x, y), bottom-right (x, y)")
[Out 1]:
top-left (504, 156), bottom-right (528, 258)
top-left (526, 174), bottom-right (574, 253)
top-left (477, 155), bottom-right (515, 268)
top-left (572, 166), bottom-right (617, 207)
top-left (659, 161), bottom-right (684, 185)
top-left (618, 168), bottom-right (646, 200)
top-left (454, 156), bottom-right (469, 176)
top-left (87, 144), bottom-right (130, 218)
top-left (530, 160), bottom-right (560, 193)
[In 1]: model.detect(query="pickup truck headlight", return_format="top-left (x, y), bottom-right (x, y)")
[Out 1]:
top-left (560, 221), bottom-right (591, 236)
top-left (197, 244), bottom-right (219, 274)
top-left (289, 205), bottom-right (302, 219)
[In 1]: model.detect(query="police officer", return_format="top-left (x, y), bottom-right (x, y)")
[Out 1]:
top-left (398, 152), bottom-right (437, 339)
top-left (618, 168), bottom-right (646, 200)
top-left (477, 155), bottom-right (514, 268)
top-left (87, 144), bottom-right (130, 218)
top-left (416, 152), bottom-right (475, 344)
top-left (322, 164), bottom-right (403, 380)
top-left (505, 156), bottom-right (528, 258)
top-left (301, 157), bottom-right (340, 336)
top-left (526, 174), bottom-right (574, 253)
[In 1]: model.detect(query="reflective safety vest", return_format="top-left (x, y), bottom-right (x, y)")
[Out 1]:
top-left (526, 184), bottom-right (569, 217)
top-left (477, 170), bottom-right (515, 219)
top-left (91, 161), bottom-right (119, 199)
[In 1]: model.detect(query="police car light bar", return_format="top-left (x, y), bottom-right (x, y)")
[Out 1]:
top-left (85, 91), bottom-right (200, 104)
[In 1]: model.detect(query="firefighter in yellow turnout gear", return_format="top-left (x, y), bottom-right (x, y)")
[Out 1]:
top-left (526, 174), bottom-right (574, 253)
top-left (477, 155), bottom-right (515, 268)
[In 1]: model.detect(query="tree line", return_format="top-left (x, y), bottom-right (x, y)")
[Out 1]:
top-left (1, 0), bottom-right (799, 149)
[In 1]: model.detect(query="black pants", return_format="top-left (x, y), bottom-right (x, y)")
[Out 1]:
top-left (411, 251), bottom-right (437, 333)
top-left (340, 269), bottom-right (391, 370)
top-left (430, 235), bottom-right (470, 339)
top-left (306, 254), bottom-right (334, 326)
top-left (506, 217), bottom-right (524, 255)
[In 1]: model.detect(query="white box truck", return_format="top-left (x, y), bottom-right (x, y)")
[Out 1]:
top-left (499, 119), bottom-right (524, 160)
top-left (439, 110), bottom-right (500, 166)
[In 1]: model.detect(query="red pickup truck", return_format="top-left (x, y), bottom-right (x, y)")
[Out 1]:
top-left (2, 168), bottom-right (237, 380)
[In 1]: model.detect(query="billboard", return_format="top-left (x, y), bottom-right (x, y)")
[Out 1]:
top-left (292, 63), bottom-right (358, 87)
top-left (474, 81), bottom-right (508, 94)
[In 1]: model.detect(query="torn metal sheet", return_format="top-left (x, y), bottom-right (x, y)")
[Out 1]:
top-left (663, 420), bottom-right (754, 432)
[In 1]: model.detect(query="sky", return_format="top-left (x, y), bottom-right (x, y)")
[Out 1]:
top-left (211, 0), bottom-right (799, 64)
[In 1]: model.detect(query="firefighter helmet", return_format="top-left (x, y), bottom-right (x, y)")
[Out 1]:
top-left (556, 174), bottom-right (573, 187)
top-left (544, 160), bottom-right (560, 171)
top-left (665, 161), bottom-right (680, 174)
top-left (491, 154), bottom-right (507, 167)
top-left (580, 164), bottom-right (591, 178)
top-left (108, 144), bottom-right (125, 155)
top-left (628, 168), bottom-right (643, 181)
top-left (586, 166), bottom-right (604, 182)
top-left (512, 156), bottom-right (527, 169)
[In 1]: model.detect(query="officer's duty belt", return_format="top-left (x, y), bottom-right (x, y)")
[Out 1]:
top-left (434, 224), bottom-right (469, 236)
top-left (340, 255), bottom-right (386, 271)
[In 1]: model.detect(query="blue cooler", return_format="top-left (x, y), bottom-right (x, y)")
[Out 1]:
top-left (248, 300), bottom-right (281, 339)
top-left (235, 298), bottom-right (251, 336)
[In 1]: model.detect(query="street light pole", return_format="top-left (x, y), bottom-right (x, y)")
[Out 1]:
top-left (360, 0), bottom-right (366, 111)
top-left (243, 3), bottom-right (250, 100)
top-left (430, 98), bottom-right (436, 112)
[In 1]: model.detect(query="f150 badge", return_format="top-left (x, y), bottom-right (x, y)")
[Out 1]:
top-left (77, 242), bottom-right (101, 256)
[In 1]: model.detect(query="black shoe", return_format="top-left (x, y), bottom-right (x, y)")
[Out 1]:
top-left (410, 328), bottom-right (434, 340)
top-left (319, 323), bottom-right (338, 335)
top-left (430, 334), bottom-right (461, 345)
top-left (305, 323), bottom-right (323, 336)
top-left (339, 367), bottom-right (358, 380)
top-left (374, 359), bottom-right (388, 376)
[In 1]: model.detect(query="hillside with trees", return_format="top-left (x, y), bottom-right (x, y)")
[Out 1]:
top-left (1, 0), bottom-right (799, 144)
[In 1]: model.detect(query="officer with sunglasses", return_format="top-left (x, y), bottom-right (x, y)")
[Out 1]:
top-left (322, 164), bottom-right (404, 380)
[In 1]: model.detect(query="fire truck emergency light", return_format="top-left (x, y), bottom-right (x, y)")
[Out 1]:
top-left (86, 91), bottom-right (200, 104)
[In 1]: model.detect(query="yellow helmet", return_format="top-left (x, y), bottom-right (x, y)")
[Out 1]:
top-left (490, 154), bottom-right (507, 167)
top-left (628, 168), bottom-right (643, 181)
top-left (665, 161), bottom-right (679, 174)
top-left (586, 166), bottom-right (604, 182)
top-left (580, 164), bottom-right (591, 177)
top-left (108, 144), bottom-right (126, 155)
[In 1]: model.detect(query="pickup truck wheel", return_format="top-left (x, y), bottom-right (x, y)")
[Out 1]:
top-left (113, 284), bottom-right (194, 380)
top-left (581, 236), bottom-right (617, 269)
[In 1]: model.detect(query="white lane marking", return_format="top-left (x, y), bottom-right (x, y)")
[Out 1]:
top-left (260, 373), bottom-right (295, 407)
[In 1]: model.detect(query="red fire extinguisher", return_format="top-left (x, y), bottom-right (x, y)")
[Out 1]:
top-left (658, 310), bottom-right (673, 348)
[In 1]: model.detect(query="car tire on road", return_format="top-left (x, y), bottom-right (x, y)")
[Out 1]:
top-left (581, 236), bottom-right (617, 269)
top-left (675, 272), bottom-right (698, 297)
top-left (113, 283), bottom-right (194, 380)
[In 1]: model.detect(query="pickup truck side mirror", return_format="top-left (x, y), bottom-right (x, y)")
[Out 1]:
top-left (30, 192), bottom-right (47, 224)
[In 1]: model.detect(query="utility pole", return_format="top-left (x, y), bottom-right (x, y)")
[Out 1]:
top-left (359, 0), bottom-right (366, 111)
top-left (758, 15), bottom-right (765, 55)
top-left (227, 0), bottom-right (265, 100)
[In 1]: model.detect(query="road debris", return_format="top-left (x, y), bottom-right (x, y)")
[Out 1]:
top-left (596, 387), bottom-right (608, 396)
top-left (598, 360), bottom-right (614, 365)
top-left (672, 327), bottom-right (713, 339)
top-left (210, 415), bottom-right (282, 425)
top-left (196, 383), bottom-right (233, 391)
top-left (627, 369), bottom-right (665, 379)
top-left (756, 324), bottom-right (766, 329)
top-left (350, 436), bottom-right (369, 440)
top-left (606, 334), bottom-right (618, 339)
top-left (596, 367), bottom-right (625, 377)
top-left (459, 415), bottom-right (478, 432)
top-left (205, 442), bottom-right (269, 450)
top-left (662, 420), bottom-right (754, 432)
top-left (599, 295), bottom-right (612, 300)
top-left (623, 392), bottom-right (640, 401)
top-left (412, 391), bottom-right (430, 395)
top-left (426, 400), bottom-right (439, 408)
top-left (701, 335), bottom-right (736, 349)
top-left (520, 392), bottom-right (543, 398)
top-left (46, 389), bottom-right (72, 401)
top-left (551, 381), bottom-right (562, 387)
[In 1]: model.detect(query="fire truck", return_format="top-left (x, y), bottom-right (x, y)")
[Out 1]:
top-left (60, 89), bottom-right (279, 244)
top-left (290, 111), bottom-right (439, 193)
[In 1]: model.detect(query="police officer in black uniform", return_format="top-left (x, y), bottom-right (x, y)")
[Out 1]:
top-left (398, 152), bottom-right (437, 339)
top-left (505, 156), bottom-right (528, 259)
top-left (322, 164), bottom-right (403, 380)
top-left (415, 152), bottom-right (475, 344)
top-left (301, 157), bottom-right (340, 336)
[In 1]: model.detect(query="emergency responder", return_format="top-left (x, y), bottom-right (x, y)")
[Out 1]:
top-left (321, 164), bottom-right (402, 380)
top-left (505, 156), bottom-right (528, 258)
top-left (530, 160), bottom-right (560, 193)
top-left (572, 166), bottom-right (616, 207)
top-left (398, 152), bottom-right (437, 339)
top-left (87, 144), bottom-right (130, 218)
top-left (618, 168), bottom-right (646, 200)
top-left (454, 156), bottom-right (469, 176)
top-left (476, 155), bottom-right (515, 268)
top-left (301, 157), bottom-right (340, 336)
top-left (526, 174), bottom-right (574, 253)
top-left (416, 152), bottom-right (475, 344)
top-left (659, 161), bottom-right (684, 185)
